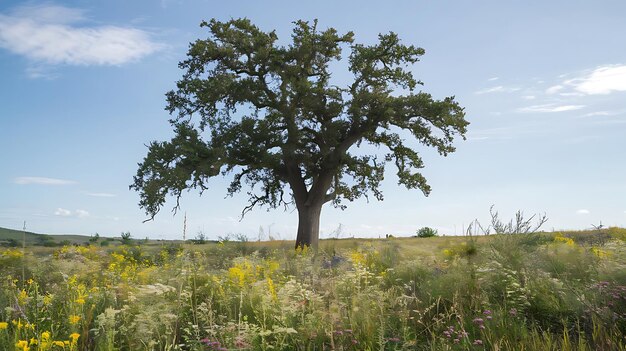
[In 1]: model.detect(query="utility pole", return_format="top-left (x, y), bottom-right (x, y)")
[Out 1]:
top-left (183, 212), bottom-right (187, 241)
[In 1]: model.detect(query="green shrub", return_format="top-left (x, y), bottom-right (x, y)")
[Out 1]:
top-left (416, 227), bottom-right (438, 238)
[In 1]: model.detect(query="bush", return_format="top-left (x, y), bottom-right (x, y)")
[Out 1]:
top-left (120, 231), bottom-right (132, 245)
top-left (416, 227), bottom-right (438, 238)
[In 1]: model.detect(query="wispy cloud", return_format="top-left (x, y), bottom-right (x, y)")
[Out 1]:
top-left (583, 110), bottom-right (624, 117)
top-left (488, 77), bottom-right (499, 81)
top-left (518, 104), bottom-right (585, 113)
top-left (15, 176), bottom-right (76, 185)
top-left (0, 4), bottom-right (162, 67)
top-left (54, 208), bottom-right (89, 218)
top-left (475, 86), bottom-right (520, 95)
top-left (24, 65), bottom-right (59, 79)
top-left (160, 0), bottom-right (182, 9)
top-left (546, 85), bottom-right (564, 94)
top-left (85, 192), bottom-right (116, 198)
top-left (54, 208), bottom-right (72, 216)
top-left (466, 127), bottom-right (513, 142)
top-left (75, 209), bottom-right (90, 218)
top-left (576, 209), bottom-right (590, 215)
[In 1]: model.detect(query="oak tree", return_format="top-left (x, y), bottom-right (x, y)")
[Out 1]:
top-left (131, 19), bottom-right (468, 248)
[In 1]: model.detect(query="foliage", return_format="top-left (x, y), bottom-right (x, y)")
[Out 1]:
top-left (89, 233), bottom-right (100, 243)
top-left (120, 231), bottom-right (132, 245)
top-left (131, 18), bottom-right (468, 247)
top-left (416, 226), bottom-right (438, 238)
top-left (192, 231), bottom-right (208, 244)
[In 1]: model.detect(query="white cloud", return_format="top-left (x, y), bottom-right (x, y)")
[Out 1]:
top-left (571, 65), bottom-right (626, 95)
top-left (546, 85), bottom-right (564, 94)
top-left (85, 192), bottom-right (116, 197)
top-left (15, 176), bottom-right (76, 185)
top-left (475, 86), bottom-right (520, 95)
top-left (75, 209), bottom-right (90, 218)
top-left (0, 4), bottom-right (162, 66)
top-left (488, 77), bottom-right (499, 81)
top-left (576, 209), bottom-right (590, 215)
top-left (55, 208), bottom-right (72, 217)
top-left (54, 208), bottom-right (90, 218)
top-left (518, 104), bottom-right (585, 113)
top-left (521, 95), bottom-right (536, 100)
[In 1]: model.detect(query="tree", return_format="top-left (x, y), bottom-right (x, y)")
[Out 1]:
top-left (131, 19), bottom-right (468, 249)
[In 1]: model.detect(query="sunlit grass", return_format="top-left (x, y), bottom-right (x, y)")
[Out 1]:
top-left (1, 229), bottom-right (625, 350)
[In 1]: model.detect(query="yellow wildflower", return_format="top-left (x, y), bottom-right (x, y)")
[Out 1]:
top-left (15, 340), bottom-right (29, 351)
top-left (349, 251), bottom-right (366, 266)
top-left (591, 247), bottom-right (610, 259)
top-left (228, 266), bottom-right (246, 287)
top-left (1, 248), bottom-right (24, 258)
top-left (0, 321), bottom-right (8, 329)
top-left (554, 233), bottom-right (575, 246)
top-left (267, 277), bottom-right (277, 302)
top-left (53, 341), bottom-right (65, 347)
top-left (40, 331), bottom-right (51, 350)
top-left (228, 260), bottom-right (255, 287)
top-left (68, 315), bottom-right (81, 325)
top-left (12, 319), bottom-right (23, 329)
top-left (69, 333), bottom-right (80, 343)
top-left (68, 275), bottom-right (78, 287)
top-left (75, 298), bottom-right (85, 305)
top-left (18, 289), bottom-right (28, 304)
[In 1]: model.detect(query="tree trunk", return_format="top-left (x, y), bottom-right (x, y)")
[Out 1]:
top-left (294, 203), bottom-right (323, 249)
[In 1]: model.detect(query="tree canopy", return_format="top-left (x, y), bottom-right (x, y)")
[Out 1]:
top-left (131, 18), bottom-right (468, 248)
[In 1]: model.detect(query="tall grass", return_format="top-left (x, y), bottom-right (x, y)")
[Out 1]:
top-left (0, 228), bottom-right (624, 350)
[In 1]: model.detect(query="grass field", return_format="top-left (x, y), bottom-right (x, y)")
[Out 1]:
top-left (1, 227), bottom-right (625, 350)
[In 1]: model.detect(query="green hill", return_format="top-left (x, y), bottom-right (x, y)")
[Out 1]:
top-left (0, 226), bottom-right (91, 246)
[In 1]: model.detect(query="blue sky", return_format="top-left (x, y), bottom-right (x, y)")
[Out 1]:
top-left (1, 0), bottom-right (625, 240)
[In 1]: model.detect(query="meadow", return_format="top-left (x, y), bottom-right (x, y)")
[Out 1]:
top-left (1, 227), bottom-right (625, 350)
